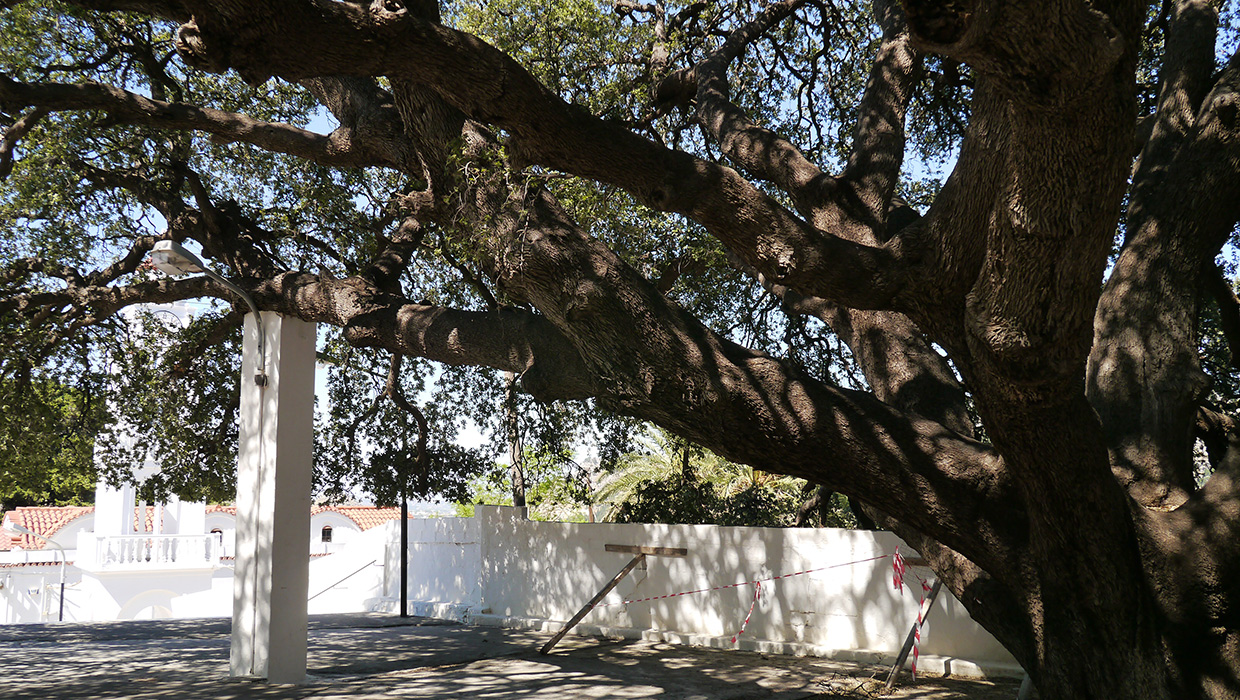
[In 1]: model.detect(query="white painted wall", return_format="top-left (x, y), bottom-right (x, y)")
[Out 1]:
top-left (203, 510), bottom-right (365, 559)
top-left (205, 512), bottom-right (235, 558)
top-left (310, 511), bottom-right (362, 554)
top-left (383, 516), bottom-right (481, 606)
top-left (307, 524), bottom-right (389, 614)
top-left (392, 506), bottom-right (1017, 673)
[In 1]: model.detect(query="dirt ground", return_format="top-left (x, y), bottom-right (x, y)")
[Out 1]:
top-left (811, 669), bottom-right (1027, 699)
top-left (0, 613), bottom-right (1028, 699)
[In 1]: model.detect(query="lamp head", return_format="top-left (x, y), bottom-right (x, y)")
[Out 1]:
top-left (5, 523), bottom-right (35, 537)
top-left (150, 240), bottom-right (206, 276)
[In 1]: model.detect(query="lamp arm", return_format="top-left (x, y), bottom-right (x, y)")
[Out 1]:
top-left (202, 269), bottom-right (267, 386)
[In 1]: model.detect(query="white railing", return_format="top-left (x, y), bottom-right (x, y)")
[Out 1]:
top-left (85, 534), bottom-right (220, 570)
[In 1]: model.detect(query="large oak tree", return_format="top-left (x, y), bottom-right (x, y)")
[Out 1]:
top-left (3, 0), bottom-right (1240, 696)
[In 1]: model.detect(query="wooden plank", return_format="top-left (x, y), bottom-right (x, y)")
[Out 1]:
top-left (539, 553), bottom-right (647, 655)
top-left (604, 544), bottom-right (688, 557)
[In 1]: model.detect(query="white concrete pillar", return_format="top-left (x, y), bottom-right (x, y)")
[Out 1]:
top-left (170, 500), bottom-right (206, 536)
top-left (230, 312), bottom-right (316, 684)
top-left (92, 482), bottom-right (126, 538)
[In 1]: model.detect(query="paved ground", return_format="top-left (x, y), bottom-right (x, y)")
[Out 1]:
top-left (0, 613), bottom-right (1027, 699)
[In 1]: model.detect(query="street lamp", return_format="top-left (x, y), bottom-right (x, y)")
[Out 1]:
top-left (150, 240), bottom-right (267, 385)
top-left (3, 524), bottom-right (66, 622)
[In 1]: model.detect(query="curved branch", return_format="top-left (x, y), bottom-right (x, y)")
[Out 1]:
top-left (1205, 264), bottom-right (1240, 369)
top-left (840, 0), bottom-right (923, 232)
top-left (0, 107), bottom-right (47, 180)
top-left (253, 271), bottom-right (600, 403)
top-left (1130, 0), bottom-right (1220, 198)
top-left (679, 0), bottom-right (922, 240)
top-left (0, 74), bottom-right (390, 169)
top-left (688, 0), bottom-right (830, 211)
top-left (385, 353), bottom-right (429, 471)
top-left (1088, 47), bottom-right (1240, 508)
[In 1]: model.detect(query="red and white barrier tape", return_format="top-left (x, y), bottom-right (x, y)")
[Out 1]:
top-left (892, 546), bottom-right (907, 592)
top-left (587, 549), bottom-right (932, 654)
top-left (911, 578), bottom-right (933, 679)
top-left (595, 552), bottom-right (893, 647)
top-left (595, 553), bottom-right (893, 609)
top-left (893, 546), bottom-right (936, 679)
top-left (730, 581), bottom-right (761, 643)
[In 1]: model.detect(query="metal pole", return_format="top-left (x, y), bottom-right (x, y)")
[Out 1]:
top-left (3, 525), bottom-right (66, 621)
top-left (57, 552), bottom-right (65, 621)
top-left (400, 492), bottom-right (408, 618)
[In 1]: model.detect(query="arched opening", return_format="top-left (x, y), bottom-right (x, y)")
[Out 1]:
top-left (321, 525), bottom-right (332, 543)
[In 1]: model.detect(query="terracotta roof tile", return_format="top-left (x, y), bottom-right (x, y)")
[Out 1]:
top-left (318, 506), bottom-right (409, 531)
top-left (1, 503), bottom-right (410, 550)
top-left (0, 506), bottom-right (94, 550)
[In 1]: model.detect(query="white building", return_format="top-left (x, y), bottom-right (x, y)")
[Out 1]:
top-left (0, 476), bottom-right (405, 624)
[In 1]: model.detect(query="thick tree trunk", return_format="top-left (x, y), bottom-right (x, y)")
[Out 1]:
top-left (505, 370), bottom-right (527, 509)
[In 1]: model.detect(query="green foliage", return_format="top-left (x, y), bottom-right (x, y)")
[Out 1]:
top-left (451, 0), bottom-right (654, 120)
top-left (454, 446), bottom-right (593, 522)
top-left (314, 333), bottom-right (492, 506)
top-left (595, 429), bottom-right (850, 528)
top-left (0, 374), bottom-right (102, 511)
top-left (610, 473), bottom-right (804, 527)
top-left (94, 307), bottom-right (242, 503)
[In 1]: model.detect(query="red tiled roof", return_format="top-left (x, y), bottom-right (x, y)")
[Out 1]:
top-left (0, 506), bottom-right (94, 551)
top-left (2, 504), bottom-right (409, 550)
top-left (316, 505), bottom-right (408, 531)
top-left (212, 503), bottom-right (406, 530)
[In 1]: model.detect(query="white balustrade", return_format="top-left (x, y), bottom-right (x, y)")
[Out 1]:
top-left (85, 534), bottom-right (220, 570)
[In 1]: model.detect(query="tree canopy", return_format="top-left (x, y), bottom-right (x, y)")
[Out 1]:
top-left (3, 0), bottom-right (1240, 697)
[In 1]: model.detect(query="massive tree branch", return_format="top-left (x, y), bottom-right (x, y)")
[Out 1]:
top-left (157, 0), bottom-right (920, 313)
top-left (0, 74), bottom-right (390, 169)
top-left (840, 0), bottom-right (923, 231)
top-left (253, 272), bottom-right (599, 403)
top-left (1089, 46), bottom-right (1240, 509)
top-left (1130, 0), bottom-right (1220, 195)
top-left (448, 156), bottom-right (1023, 578)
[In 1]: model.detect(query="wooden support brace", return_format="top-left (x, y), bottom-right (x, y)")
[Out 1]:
top-left (604, 544), bottom-right (688, 557)
top-left (885, 579), bottom-right (943, 690)
top-left (539, 544), bottom-right (688, 655)
top-left (539, 553), bottom-right (646, 654)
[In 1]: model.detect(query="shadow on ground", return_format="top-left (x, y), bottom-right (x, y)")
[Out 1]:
top-left (0, 613), bottom-right (1025, 699)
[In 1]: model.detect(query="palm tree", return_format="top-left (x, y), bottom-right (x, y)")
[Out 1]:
top-left (594, 428), bottom-right (809, 525)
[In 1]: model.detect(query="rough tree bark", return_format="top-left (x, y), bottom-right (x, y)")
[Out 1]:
top-left (4, 0), bottom-right (1240, 696)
